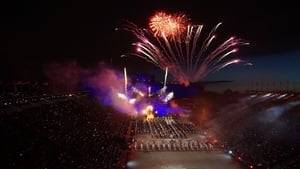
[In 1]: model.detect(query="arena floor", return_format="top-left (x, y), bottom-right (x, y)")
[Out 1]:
top-left (126, 117), bottom-right (243, 169)
top-left (127, 151), bottom-right (242, 169)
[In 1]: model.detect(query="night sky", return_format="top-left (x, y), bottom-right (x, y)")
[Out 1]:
top-left (0, 0), bottom-right (299, 89)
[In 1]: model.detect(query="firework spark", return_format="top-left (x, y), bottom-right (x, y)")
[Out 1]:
top-left (149, 11), bottom-right (188, 38)
top-left (120, 12), bottom-right (250, 86)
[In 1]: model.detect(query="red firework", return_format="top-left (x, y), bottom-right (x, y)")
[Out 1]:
top-left (149, 11), bottom-right (188, 37)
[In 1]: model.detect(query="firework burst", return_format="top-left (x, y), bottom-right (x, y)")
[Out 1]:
top-left (119, 11), bottom-right (250, 86)
top-left (149, 11), bottom-right (188, 38)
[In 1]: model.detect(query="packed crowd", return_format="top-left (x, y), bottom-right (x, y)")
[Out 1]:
top-left (208, 92), bottom-right (300, 169)
top-left (2, 87), bottom-right (299, 169)
top-left (1, 93), bottom-right (133, 169)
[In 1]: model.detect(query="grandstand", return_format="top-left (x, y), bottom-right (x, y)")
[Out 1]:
top-left (1, 89), bottom-right (132, 169)
top-left (1, 82), bottom-right (299, 169)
